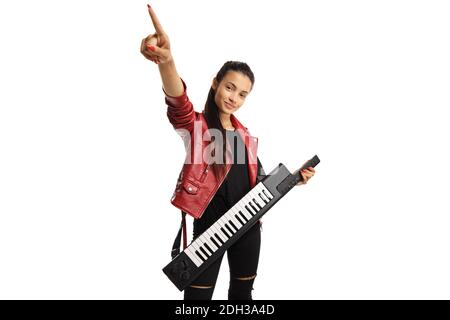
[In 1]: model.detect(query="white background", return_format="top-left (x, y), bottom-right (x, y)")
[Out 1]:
top-left (1, 0), bottom-right (449, 300)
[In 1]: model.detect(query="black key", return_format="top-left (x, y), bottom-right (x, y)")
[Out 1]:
top-left (235, 214), bottom-right (244, 226)
top-left (200, 246), bottom-right (210, 258)
top-left (239, 211), bottom-right (249, 222)
top-left (215, 233), bottom-right (225, 245)
top-left (258, 192), bottom-right (268, 204)
top-left (225, 224), bottom-right (235, 235)
top-left (195, 250), bottom-right (206, 262)
top-left (245, 205), bottom-right (255, 216)
top-left (221, 227), bottom-right (231, 239)
top-left (229, 220), bottom-right (239, 232)
top-left (210, 236), bottom-right (220, 248)
top-left (249, 201), bottom-right (259, 212)
top-left (253, 198), bottom-right (263, 209)
top-left (262, 189), bottom-right (272, 200)
top-left (204, 243), bottom-right (214, 255)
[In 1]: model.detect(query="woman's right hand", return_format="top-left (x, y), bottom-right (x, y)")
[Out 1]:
top-left (140, 4), bottom-right (173, 65)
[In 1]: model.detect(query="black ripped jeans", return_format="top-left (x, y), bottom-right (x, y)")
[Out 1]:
top-left (183, 217), bottom-right (261, 300)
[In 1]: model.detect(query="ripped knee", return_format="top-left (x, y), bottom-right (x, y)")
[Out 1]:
top-left (189, 285), bottom-right (214, 289)
top-left (235, 274), bottom-right (256, 281)
top-left (229, 275), bottom-right (256, 300)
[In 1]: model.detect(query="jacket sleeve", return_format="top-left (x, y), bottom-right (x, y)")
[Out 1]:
top-left (164, 78), bottom-right (196, 133)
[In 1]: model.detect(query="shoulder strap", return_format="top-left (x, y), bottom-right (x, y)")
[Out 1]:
top-left (171, 211), bottom-right (187, 259)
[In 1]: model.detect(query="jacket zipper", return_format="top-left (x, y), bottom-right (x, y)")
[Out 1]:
top-left (199, 164), bottom-right (209, 182)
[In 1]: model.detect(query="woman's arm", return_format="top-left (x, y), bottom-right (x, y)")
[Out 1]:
top-left (140, 4), bottom-right (184, 97)
top-left (140, 5), bottom-right (195, 132)
top-left (158, 61), bottom-right (184, 97)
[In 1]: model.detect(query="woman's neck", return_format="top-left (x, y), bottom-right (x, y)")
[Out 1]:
top-left (219, 113), bottom-right (234, 130)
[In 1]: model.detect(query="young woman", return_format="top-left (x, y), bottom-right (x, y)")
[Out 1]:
top-left (140, 4), bottom-right (315, 300)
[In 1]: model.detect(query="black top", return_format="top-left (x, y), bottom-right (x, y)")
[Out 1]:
top-left (220, 129), bottom-right (251, 207)
top-left (193, 129), bottom-right (255, 236)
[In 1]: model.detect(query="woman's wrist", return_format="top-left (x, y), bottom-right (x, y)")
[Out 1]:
top-left (157, 55), bottom-right (174, 67)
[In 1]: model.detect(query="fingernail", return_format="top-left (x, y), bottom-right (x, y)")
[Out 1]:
top-left (147, 4), bottom-right (151, 9)
top-left (148, 45), bottom-right (155, 51)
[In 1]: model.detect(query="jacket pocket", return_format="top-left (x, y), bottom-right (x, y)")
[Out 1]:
top-left (182, 179), bottom-right (199, 195)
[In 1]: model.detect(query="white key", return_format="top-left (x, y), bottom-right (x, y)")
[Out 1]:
top-left (217, 219), bottom-right (232, 239)
top-left (235, 203), bottom-right (252, 221)
top-left (212, 222), bottom-right (228, 243)
top-left (199, 234), bottom-right (216, 254)
top-left (247, 195), bottom-right (261, 213)
top-left (205, 229), bottom-right (219, 251)
top-left (191, 242), bottom-right (207, 261)
top-left (230, 208), bottom-right (244, 227)
top-left (214, 220), bottom-right (226, 238)
top-left (197, 238), bottom-right (212, 257)
top-left (242, 195), bottom-right (257, 215)
top-left (258, 187), bottom-right (270, 203)
top-left (185, 246), bottom-right (202, 267)
top-left (209, 225), bottom-right (222, 241)
top-left (231, 208), bottom-right (246, 226)
top-left (251, 192), bottom-right (266, 209)
top-left (225, 210), bottom-right (242, 230)
top-left (251, 185), bottom-right (265, 203)
top-left (261, 185), bottom-right (274, 200)
top-left (221, 217), bottom-right (236, 236)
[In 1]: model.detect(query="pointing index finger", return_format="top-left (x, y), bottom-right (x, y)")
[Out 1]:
top-left (147, 4), bottom-right (165, 34)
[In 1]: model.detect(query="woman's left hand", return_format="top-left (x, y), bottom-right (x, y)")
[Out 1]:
top-left (296, 167), bottom-right (315, 186)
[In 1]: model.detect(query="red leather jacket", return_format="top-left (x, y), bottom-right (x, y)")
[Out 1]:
top-left (164, 79), bottom-right (260, 219)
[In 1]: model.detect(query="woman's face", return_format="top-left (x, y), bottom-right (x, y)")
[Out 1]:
top-left (212, 71), bottom-right (252, 116)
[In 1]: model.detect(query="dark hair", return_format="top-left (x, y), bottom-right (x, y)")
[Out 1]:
top-left (204, 61), bottom-right (255, 177)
